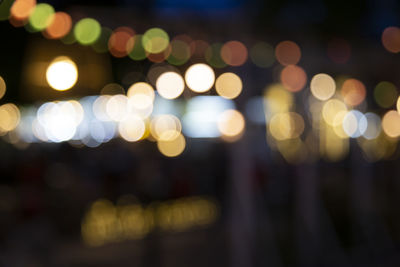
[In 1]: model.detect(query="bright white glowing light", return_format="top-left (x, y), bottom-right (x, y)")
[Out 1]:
top-left (185, 63), bottom-right (215, 93)
top-left (156, 72), bottom-right (185, 99)
top-left (182, 96), bottom-right (235, 138)
top-left (46, 56), bottom-right (78, 91)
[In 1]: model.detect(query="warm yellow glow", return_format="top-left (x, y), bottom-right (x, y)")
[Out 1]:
top-left (0, 76), bottom-right (6, 100)
top-left (0, 103), bottom-right (20, 132)
top-left (269, 112), bottom-right (304, 140)
top-left (150, 115), bottom-right (182, 141)
top-left (382, 110), bottom-right (400, 138)
top-left (310, 73), bottom-right (336, 101)
top-left (127, 82), bottom-right (155, 101)
top-left (322, 99), bottom-right (347, 126)
top-left (118, 114), bottom-right (146, 142)
top-left (156, 72), bottom-right (185, 99)
top-left (217, 109), bottom-right (245, 141)
top-left (46, 56), bottom-right (78, 91)
top-left (332, 111), bottom-right (348, 138)
top-left (127, 93), bottom-right (153, 118)
top-left (397, 96), bottom-right (400, 114)
top-left (185, 63), bottom-right (215, 93)
top-left (263, 84), bottom-right (294, 117)
top-left (215, 72), bottom-right (243, 99)
top-left (81, 196), bottom-right (217, 246)
top-left (157, 133), bottom-right (186, 157)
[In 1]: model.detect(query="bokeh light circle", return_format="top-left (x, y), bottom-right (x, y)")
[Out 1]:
top-left (341, 78), bottom-right (366, 106)
top-left (156, 72), bottom-right (185, 100)
top-left (382, 110), bottom-right (400, 138)
top-left (374, 81), bottom-right (398, 108)
top-left (44, 12), bottom-right (72, 39)
top-left (185, 63), bottom-right (215, 93)
top-left (220, 41), bottom-right (248, 66)
top-left (275, 40), bottom-right (301, 66)
top-left (382, 26), bottom-right (400, 53)
top-left (46, 56), bottom-right (78, 91)
top-left (310, 73), bottom-right (336, 101)
top-left (28, 3), bottom-right (54, 31)
top-left (217, 109), bottom-right (245, 141)
top-left (142, 27), bottom-right (169, 54)
top-left (74, 18), bottom-right (101, 45)
top-left (280, 65), bottom-right (307, 92)
top-left (215, 72), bottom-right (243, 99)
top-left (157, 133), bottom-right (186, 157)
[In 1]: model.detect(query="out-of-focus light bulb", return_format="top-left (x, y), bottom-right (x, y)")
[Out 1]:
top-left (46, 56), bottom-right (78, 91)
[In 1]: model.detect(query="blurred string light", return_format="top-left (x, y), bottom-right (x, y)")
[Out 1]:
top-left (108, 26), bottom-right (135, 58)
top-left (205, 43), bottom-right (227, 68)
top-left (43, 12), bottom-right (71, 39)
top-left (220, 40), bottom-right (248, 67)
top-left (46, 56), bottom-right (78, 91)
top-left (382, 26), bottom-right (400, 53)
top-left (374, 81), bottom-right (398, 108)
top-left (249, 42), bottom-right (275, 68)
top-left (275, 40), bottom-right (301, 66)
top-left (142, 27), bottom-right (169, 54)
top-left (73, 18), bottom-right (101, 45)
top-left (1, 0), bottom-right (394, 74)
top-left (28, 3), bottom-right (54, 31)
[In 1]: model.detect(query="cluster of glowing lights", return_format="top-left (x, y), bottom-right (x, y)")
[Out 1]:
top-left (46, 56), bottom-right (78, 91)
top-left (82, 197), bottom-right (218, 247)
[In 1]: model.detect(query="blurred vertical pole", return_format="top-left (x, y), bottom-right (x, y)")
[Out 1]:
top-left (295, 163), bottom-right (320, 267)
top-left (351, 141), bottom-right (374, 261)
top-left (229, 137), bottom-right (254, 267)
